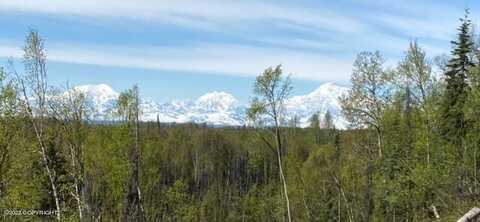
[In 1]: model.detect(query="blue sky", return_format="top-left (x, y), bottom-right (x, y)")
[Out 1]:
top-left (0, 0), bottom-right (478, 103)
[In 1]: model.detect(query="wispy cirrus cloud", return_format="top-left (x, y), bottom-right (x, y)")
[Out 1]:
top-left (0, 0), bottom-right (470, 85)
top-left (0, 0), bottom-right (367, 34)
top-left (0, 40), bottom-right (354, 82)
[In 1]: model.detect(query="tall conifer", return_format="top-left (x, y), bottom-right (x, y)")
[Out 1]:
top-left (440, 10), bottom-right (474, 146)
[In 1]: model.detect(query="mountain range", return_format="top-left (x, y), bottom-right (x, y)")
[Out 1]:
top-left (72, 83), bottom-right (349, 129)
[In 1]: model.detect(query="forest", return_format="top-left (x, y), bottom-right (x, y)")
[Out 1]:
top-left (1, 10), bottom-right (480, 222)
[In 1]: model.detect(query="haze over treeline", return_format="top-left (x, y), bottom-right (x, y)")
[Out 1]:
top-left (2, 9), bottom-right (480, 222)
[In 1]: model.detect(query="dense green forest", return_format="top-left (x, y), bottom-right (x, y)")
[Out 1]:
top-left (2, 11), bottom-right (480, 222)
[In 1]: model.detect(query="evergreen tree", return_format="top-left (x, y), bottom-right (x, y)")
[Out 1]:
top-left (440, 10), bottom-right (474, 182)
top-left (438, 10), bottom-right (478, 206)
top-left (309, 112), bottom-right (321, 144)
top-left (440, 10), bottom-right (474, 149)
top-left (309, 112), bottom-right (320, 129)
top-left (322, 110), bottom-right (334, 129)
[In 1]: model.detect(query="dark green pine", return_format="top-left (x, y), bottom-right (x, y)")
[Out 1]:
top-left (440, 10), bottom-right (474, 145)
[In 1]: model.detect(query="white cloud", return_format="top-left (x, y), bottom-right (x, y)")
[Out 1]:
top-left (373, 13), bottom-right (457, 41)
top-left (355, 0), bottom-right (466, 41)
top-left (1, 0), bottom-right (466, 44)
top-left (0, 40), bottom-right (354, 82)
top-left (0, 0), bottom-right (459, 83)
top-left (0, 0), bottom-right (366, 34)
top-left (0, 45), bottom-right (22, 58)
top-left (0, 31), bottom-right (448, 83)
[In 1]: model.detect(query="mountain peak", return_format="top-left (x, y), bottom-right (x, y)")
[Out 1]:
top-left (72, 83), bottom-right (347, 128)
top-left (74, 84), bottom-right (118, 96)
top-left (309, 82), bottom-right (347, 98)
top-left (284, 82), bottom-right (348, 128)
top-left (196, 91), bottom-right (239, 112)
top-left (197, 91), bottom-right (236, 101)
top-left (68, 84), bottom-right (119, 119)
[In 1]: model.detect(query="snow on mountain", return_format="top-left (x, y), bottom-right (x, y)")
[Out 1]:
top-left (154, 91), bottom-right (244, 126)
top-left (285, 82), bottom-right (348, 128)
top-left (71, 84), bottom-right (119, 118)
top-left (69, 83), bottom-right (349, 128)
top-left (74, 84), bottom-right (119, 103)
top-left (195, 91), bottom-right (240, 112)
top-left (139, 98), bottom-right (162, 121)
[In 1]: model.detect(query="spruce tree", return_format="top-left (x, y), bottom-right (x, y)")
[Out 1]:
top-left (322, 110), bottom-right (334, 129)
top-left (440, 10), bottom-right (474, 147)
top-left (309, 112), bottom-right (321, 144)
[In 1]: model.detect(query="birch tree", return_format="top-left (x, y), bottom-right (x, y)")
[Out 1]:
top-left (396, 41), bottom-right (436, 165)
top-left (340, 51), bottom-right (390, 157)
top-left (50, 85), bottom-right (91, 221)
top-left (15, 30), bottom-right (62, 220)
top-left (118, 85), bottom-right (144, 222)
top-left (247, 65), bottom-right (292, 222)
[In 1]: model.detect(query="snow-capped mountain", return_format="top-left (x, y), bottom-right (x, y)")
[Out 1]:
top-left (68, 83), bottom-right (349, 128)
top-left (284, 82), bottom-right (348, 128)
top-left (154, 91), bottom-right (245, 126)
top-left (68, 84), bottom-right (118, 119)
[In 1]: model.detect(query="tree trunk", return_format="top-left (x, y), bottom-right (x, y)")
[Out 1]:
top-left (37, 136), bottom-right (62, 220)
top-left (457, 207), bottom-right (480, 222)
top-left (123, 87), bottom-right (144, 221)
top-left (275, 126), bottom-right (291, 222)
top-left (18, 79), bottom-right (62, 220)
top-left (74, 181), bottom-right (83, 220)
top-left (376, 129), bottom-right (383, 158)
top-left (65, 142), bottom-right (84, 221)
top-left (365, 152), bottom-right (374, 222)
top-left (31, 119), bottom-right (62, 221)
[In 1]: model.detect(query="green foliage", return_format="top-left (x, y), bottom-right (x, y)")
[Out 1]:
top-left (440, 10), bottom-right (474, 146)
top-left (248, 64), bottom-right (292, 126)
top-left (5, 11), bottom-right (480, 222)
top-left (341, 51), bottom-right (390, 129)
